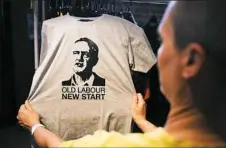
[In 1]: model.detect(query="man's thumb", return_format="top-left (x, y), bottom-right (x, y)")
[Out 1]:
top-left (137, 93), bottom-right (145, 106)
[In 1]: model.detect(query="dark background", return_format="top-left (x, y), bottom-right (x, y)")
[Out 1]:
top-left (0, 0), bottom-right (169, 147)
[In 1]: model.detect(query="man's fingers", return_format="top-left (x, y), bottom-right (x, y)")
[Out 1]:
top-left (25, 100), bottom-right (33, 111)
top-left (17, 115), bottom-right (21, 121)
top-left (137, 93), bottom-right (145, 107)
top-left (132, 93), bottom-right (138, 107)
top-left (17, 109), bottom-right (28, 120)
top-left (137, 93), bottom-right (144, 102)
top-left (18, 121), bottom-right (25, 126)
top-left (19, 105), bottom-right (25, 112)
top-left (132, 93), bottom-right (145, 107)
top-left (133, 93), bottom-right (137, 102)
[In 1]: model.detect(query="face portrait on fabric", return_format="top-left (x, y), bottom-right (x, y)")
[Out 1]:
top-left (72, 39), bottom-right (93, 73)
top-left (62, 37), bottom-right (105, 86)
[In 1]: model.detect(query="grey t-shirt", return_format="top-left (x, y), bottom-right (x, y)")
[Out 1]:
top-left (28, 14), bottom-right (156, 140)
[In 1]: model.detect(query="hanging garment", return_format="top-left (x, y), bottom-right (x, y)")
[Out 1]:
top-left (143, 15), bottom-right (160, 54)
top-left (143, 16), bottom-right (170, 128)
top-left (28, 14), bottom-right (156, 140)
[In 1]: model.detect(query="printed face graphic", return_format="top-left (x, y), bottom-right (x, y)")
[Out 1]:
top-left (72, 41), bottom-right (91, 73)
top-left (62, 38), bottom-right (105, 87)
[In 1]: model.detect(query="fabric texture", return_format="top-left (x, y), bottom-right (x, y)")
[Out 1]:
top-left (59, 128), bottom-right (194, 147)
top-left (28, 14), bottom-right (156, 140)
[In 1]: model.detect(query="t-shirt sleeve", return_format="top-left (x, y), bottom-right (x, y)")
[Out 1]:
top-left (128, 26), bottom-right (157, 73)
top-left (58, 128), bottom-right (194, 147)
top-left (39, 22), bottom-right (49, 65)
top-left (39, 21), bottom-right (55, 66)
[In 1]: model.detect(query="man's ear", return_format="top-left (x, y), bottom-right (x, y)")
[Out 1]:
top-left (182, 43), bottom-right (206, 79)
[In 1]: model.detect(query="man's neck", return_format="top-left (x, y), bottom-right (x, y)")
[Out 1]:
top-left (165, 89), bottom-right (224, 146)
top-left (74, 72), bottom-right (92, 82)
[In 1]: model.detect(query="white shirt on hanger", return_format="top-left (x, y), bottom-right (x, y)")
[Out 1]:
top-left (28, 14), bottom-right (157, 140)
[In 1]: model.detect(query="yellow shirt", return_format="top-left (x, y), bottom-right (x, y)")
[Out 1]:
top-left (59, 128), bottom-right (194, 147)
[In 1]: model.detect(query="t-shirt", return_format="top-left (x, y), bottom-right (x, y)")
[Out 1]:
top-left (59, 128), bottom-right (195, 147)
top-left (28, 14), bottom-right (156, 140)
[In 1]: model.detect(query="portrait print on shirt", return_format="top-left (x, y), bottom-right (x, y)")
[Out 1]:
top-left (61, 37), bottom-right (105, 100)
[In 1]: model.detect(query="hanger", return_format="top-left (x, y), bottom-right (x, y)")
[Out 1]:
top-left (55, 0), bottom-right (62, 16)
top-left (128, 0), bottom-right (137, 25)
top-left (122, 0), bottom-right (137, 25)
top-left (69, 0), bottom-right (101, 17)
top-left (98, 0), bottom-right (105, 14)
top-left (60, 0), bottom-right (68, 15)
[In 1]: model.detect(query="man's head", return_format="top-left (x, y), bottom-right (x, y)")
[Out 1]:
top-left (72, 38), bottom-right (99, 73)
top-left (157, 1), bottom-right (226, 138)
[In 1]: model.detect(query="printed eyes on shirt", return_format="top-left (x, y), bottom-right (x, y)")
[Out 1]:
top-left (83, 52), bottom-right (89, 58)
top-left (73, 51), bottom-right (90, 58)
top-left (73, 51), bottom-right (79, 54)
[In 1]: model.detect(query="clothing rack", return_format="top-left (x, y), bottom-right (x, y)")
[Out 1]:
top-left (122, 0), bottom-right (168, 5)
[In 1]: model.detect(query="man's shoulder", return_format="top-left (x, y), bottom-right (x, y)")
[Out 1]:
top-left (93, 73), bottom-right (105, 86)
top-left (93, 73), bottom-right (105, 80)
top-left (62, 77), bottom-right (72, 86)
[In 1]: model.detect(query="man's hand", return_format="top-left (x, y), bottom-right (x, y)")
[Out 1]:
top-left (17, 100), bottom-right (40, 131)
top-left (132, 93), bottom-right (147, 124)
top-left (132, 93), bottom-right (157, 133)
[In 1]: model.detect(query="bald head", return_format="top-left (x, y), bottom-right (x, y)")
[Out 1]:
top-left (169, 1), bottom-right (226, 62)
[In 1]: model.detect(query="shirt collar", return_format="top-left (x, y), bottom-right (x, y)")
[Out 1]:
top-left (71, 73), bottom-right (95, 86)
